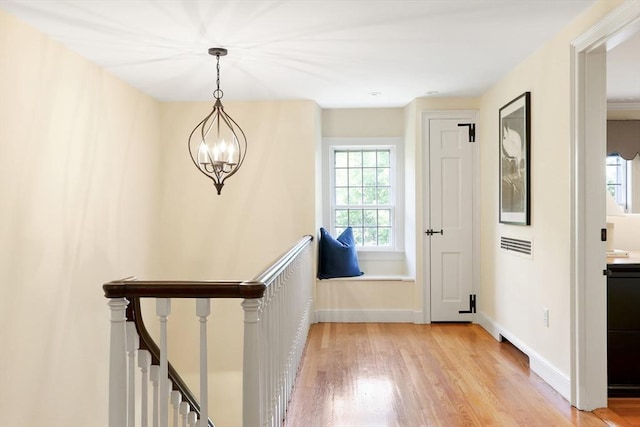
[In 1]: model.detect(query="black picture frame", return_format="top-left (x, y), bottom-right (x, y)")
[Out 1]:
top-left (499, 92), bottom-right (531, 225)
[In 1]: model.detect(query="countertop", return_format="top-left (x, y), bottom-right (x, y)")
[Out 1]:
top-left (607, 251), bottom-right (640, 267)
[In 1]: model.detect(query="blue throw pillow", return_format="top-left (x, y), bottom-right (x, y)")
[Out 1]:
top-left (318, 227), bottom-right (364, 279)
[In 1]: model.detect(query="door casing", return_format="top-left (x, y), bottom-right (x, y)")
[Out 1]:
top-left (570, 0), bottom-right (640, 410)
top-left (421, 110), bottom-right (480, 324)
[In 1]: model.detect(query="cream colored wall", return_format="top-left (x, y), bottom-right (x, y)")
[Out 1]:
top-left (155, 100), bottom-right (319, 280)
top-left (607, 109), bottom-right (640, 119)
top-left (318, 108), bottom-right (413, 318)
top-left (0, 10), bottom-right (160, 427)
top-left (478, 0), bottom-right (626, 381)
top-left (150, 100), bottom-right (320, 426)
top-left (322, 107), bottom-right (404, 137)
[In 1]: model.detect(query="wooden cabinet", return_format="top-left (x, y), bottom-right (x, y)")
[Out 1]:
top-left (607, 257), bottom-right (640, 397)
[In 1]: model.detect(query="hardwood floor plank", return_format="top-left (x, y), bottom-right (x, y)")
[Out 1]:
top-left (285, 323), bottom-right (607, 427)
top-left (602, 398), bottom-right (640, 426)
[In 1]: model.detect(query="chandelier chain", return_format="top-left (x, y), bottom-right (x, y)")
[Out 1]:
top-left (214, 53), bottom-right (223, 100)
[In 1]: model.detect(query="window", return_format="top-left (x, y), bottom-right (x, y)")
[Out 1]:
top-left (333, 148), bottom-right (393, 247)
top-left (323, 138), bottom-right (403, 251)
top-left (606, 154), bottom-right (629, 212)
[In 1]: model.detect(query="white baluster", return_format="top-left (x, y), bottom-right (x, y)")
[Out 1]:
top-left (150, 365), bottom-right (160, 427)
top-left (108, 298), bottom-right (129, 427)
top-left (242, 298), bottom-right (262, 427)
top-left (196, 298), bottom-right (210, 427)
top-left (187, 412), bottom-right (198, 427)
top-left (170, 390), bottom-right (182, 427)
top-left (126, 322), bottom-right (139, 427)
top-left (138, 350), bottom-right (151, 427)
top-left (157, 298), bottom-right (171, 427)
top-left (179, 402), bottom-right (190, 427)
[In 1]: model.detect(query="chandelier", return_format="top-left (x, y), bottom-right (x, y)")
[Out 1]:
top-left (188, 47), bottom-right (247, 195)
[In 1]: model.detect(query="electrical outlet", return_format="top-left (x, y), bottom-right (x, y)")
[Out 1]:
top-left (543, 308), bottom-right (549, 327)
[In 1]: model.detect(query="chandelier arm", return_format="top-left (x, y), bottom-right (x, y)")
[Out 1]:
top-left (220, 111), bottom-right (248, 167)
top-left (188, 111), bottom-right (224, 182)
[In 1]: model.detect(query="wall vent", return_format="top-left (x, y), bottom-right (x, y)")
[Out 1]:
top-left (500, 236), bottom-right (533, 258)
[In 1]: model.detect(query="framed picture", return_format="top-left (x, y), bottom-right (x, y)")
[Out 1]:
top-left (499, 92), bottom-right (531, 225)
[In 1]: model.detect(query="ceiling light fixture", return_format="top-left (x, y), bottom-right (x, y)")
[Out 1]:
top-left (188, 47), bottom-right (247, 195)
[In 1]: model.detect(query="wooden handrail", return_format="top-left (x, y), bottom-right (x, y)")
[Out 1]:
top-left (253, 235), bottom-right (314, 285)
top-left (103, 279), bottom-right (265, 299)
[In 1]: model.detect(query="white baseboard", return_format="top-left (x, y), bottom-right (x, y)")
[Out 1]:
top-left (315, 309), bottom-right (414, 323)
top-left (476, 311), bottom-right (571, 401)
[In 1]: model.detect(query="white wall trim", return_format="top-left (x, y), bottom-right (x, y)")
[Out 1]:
top-left (321, 136), bottom-right (405, 254)
top-left (477, 312), bottom-right (571, 401)
top-left (315, 309), bottom-right (414, 323)
top-left (572, 0), bottom-right (640, 51)
top-left (607, 102), bottom-right (640, 110)
top-left (570, 0), bottom-right (640, 411)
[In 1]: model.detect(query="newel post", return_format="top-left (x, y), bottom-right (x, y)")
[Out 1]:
top-left (241, 297), bottom-right (262, 427)
top-left (108, 297), bottom-right (129, 427)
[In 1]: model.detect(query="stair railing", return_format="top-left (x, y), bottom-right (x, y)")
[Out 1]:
top-left (103, 235), bottom-right (314, 427)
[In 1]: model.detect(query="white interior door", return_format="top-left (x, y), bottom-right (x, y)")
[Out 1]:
top-left (427, 118), bottom-right (475, 322)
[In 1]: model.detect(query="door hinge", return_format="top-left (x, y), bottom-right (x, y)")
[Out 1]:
top-left (601, 228), bottom-right (607, 242)
top-left (458, 123), bottom-right (476, 142)
top-left (459, 294), bottom-right (476, 314)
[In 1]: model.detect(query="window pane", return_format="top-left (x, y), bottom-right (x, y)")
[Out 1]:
top-left (377, 151), bottom-right (390, 167)
top-left (335, 188), bottom-right (348, 205)
top-left (606, 154), bottom-right (628, 210)
top-left (349, 168), bottom-right (362, 186)
top-left (378, 227), bottom-right (391, 246)
top-left (352, 227), bottom-right (363, 246)
top-left (378, 209), bottom-right (391, 226)
top-left (349, 187), bottom-right (362, 205)
top-left (363, 151), bottom-right (377, 167)
top-left (335, 209), bottom-right (349, 226)
top-left (349, 209), bottom-right (363, 226)
top-left (335, 151), bottom-right (348, 168)
top-left (362, 187), bottom-right (376, 205)
top-left (363, 209), bottom-right (377, 226)
top-left (377, 168), bottom-right (390, 186)
top-left (335, 227), bottom-right (346, 237)
top-left (364, 228), bottom-right (378, 246)
top-left (377, 187), bottom-right (390, 205)
top-left (349, 151), bottom-right (362, 167)
top-left (362, 168), bottom-right (376, 186)
top-left (335, 168), bottom-right (348, 186)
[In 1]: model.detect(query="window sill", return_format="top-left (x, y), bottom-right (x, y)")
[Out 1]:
top-left (356, 250), bottom-right (405, 261)
top-left (317, 275), bottom-right (414, 282)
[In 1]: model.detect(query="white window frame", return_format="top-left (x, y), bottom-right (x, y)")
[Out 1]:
top-left (322, 137), bottom-right (404, 255)
top-left (606, 154), bottom-right (631, 212)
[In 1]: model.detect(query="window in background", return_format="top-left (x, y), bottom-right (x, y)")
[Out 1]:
top-left (606, 154), bottom-right (630, 212)
top-left (332, 147), bottom-right (395, 248)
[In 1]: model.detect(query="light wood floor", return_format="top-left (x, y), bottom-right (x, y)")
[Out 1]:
top-left (284, 323), bottom-right (638, 427)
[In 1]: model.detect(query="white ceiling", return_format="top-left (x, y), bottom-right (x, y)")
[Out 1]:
top-left (4, 0), bottom-right (635, 108)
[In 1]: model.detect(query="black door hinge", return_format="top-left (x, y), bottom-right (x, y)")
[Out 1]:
top-left (458, 123), bottom-right (476, 142)
top-left (459, 294), bottom-right (476, 314)
top-left (601, 228), bottom-right (607, 242)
